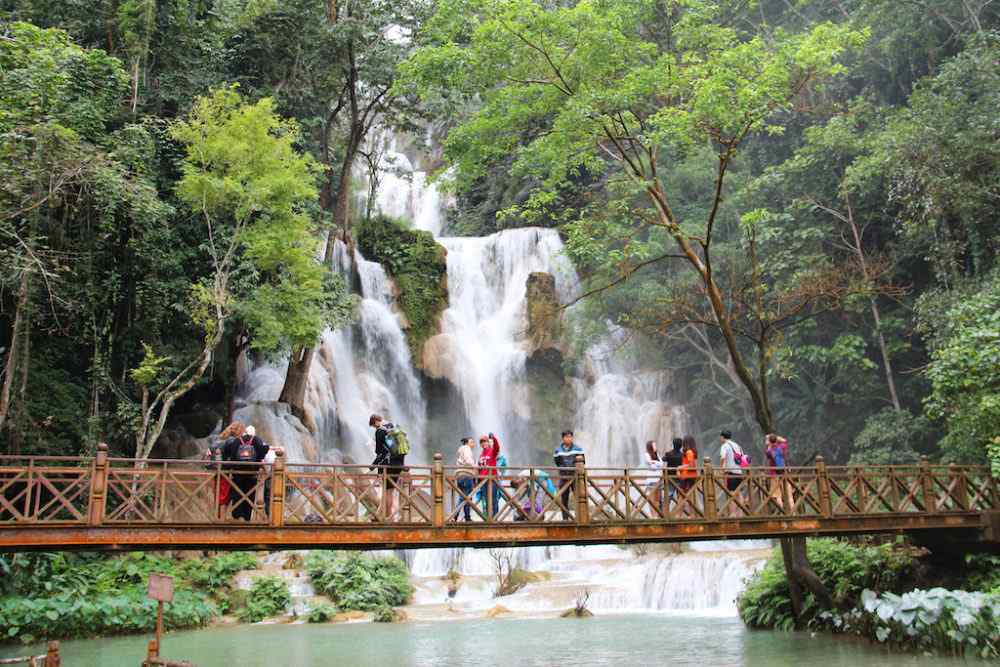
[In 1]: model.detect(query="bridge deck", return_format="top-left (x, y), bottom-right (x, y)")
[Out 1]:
top-left (1, 447), bottom-right (996, 551)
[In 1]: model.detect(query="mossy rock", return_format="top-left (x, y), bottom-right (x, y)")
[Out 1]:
top-left (355, 215), bottom-right (448, 361)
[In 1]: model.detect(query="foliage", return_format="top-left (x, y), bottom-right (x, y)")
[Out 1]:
top-left (919, 272), bottom-right (1000, 463)
top-left (0, 551), bottom-right (261, 643)
top-left (306, 602), bottom-right (339, 623)
top-left (237, 575), bottom-right (291, 623)
top-left (305, 552), bottom-right (413, 611)
top-left (849, 408), bottom-right (933, 465)
top-left (819, 588), bottom-right (1000, 659)
top-left (355, 215), bottom-right (448, 359)
top-left (962, 554), bottom-right (1000, 596)
top-left (371, 606), bottom-right (395, 623)
top-left (738, 538), bottom-right (919, 630)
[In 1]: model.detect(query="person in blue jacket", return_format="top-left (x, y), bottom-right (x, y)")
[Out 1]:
top-left (553, 430), bottom-right (585, 520)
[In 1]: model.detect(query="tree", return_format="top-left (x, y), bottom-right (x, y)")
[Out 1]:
top-left (919, 272), bottom-right (1000, 464)
top-left (129, 87), bottom-right (329, 459)
top-left (403, 0), bottom-right (868, 623)
top-left (229, 0), bottom-right (427, 420)
top-left (0, 22), bottom-right (133, 443)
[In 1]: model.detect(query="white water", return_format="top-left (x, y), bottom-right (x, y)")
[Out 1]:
top-left (406, 542), bottom-right (769, 617)
top-left (234, 133), bottom-right (760, 617)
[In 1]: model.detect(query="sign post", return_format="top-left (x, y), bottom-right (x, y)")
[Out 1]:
top-left (147, 573), bottom-right (175, 659)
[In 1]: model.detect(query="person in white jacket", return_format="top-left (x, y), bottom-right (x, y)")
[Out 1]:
top-left (644, 440), bottom-right (665, 516)
top-left (454, 438), bottom-right (477, 521)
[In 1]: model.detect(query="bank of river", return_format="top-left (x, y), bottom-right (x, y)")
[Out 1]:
top-left (0, 615), bottom-right (969, 666)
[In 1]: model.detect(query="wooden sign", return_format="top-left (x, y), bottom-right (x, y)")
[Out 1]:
top-left (147, 573), bottom-right (175, 603)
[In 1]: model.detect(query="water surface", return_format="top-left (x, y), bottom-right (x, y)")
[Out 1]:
top-left (0, 615), bottom-right (966, 666)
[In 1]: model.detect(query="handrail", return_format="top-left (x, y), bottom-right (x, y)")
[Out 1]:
top-left (1, 448), bottom-right (996, 529)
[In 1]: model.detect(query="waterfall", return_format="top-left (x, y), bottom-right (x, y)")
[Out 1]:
top-left (408, 542), bottom-right (769, 616)
top-left (233, 131), bottom-right (766, 619)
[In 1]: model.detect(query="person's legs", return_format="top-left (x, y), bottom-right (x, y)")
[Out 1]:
top-left (231, 475), bottom-right (255, 521)
top-left (457, 477), bottom-right (474, 521)
top-left (559, 476), bottom-right (574, 521)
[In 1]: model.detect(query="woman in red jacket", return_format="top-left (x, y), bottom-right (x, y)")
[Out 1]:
top-left (477, 433), bottom-right (501, 519)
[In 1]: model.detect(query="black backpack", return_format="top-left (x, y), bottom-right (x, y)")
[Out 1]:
top-left (236, 436), bottom-right (256, 462)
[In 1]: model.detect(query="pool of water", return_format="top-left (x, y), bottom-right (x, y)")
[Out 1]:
top-left (0, 615), bottom-right (967, 666)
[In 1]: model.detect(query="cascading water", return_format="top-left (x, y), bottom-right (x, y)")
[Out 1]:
top-left (236, 132), bottom-right (756, 619)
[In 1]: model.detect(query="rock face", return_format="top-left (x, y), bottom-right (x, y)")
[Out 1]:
top-left (525, 271), bottom-right (562, 355)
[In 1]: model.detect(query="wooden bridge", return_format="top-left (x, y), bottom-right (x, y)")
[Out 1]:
top-left (1, 445), bottom-right (997, 552)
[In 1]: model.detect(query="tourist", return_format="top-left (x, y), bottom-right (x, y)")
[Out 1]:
top-left (515, 469), bottom-right (552, 520)
top-left (454, 437), bottom-right (477, 521)
top-left (553, 430), bottom-right (585, 521)
top-left (644, 440), bottom-right (665, 516)
top-left (370, 414), bottom-right (405, 520)
top-left (719, 429), bottom-right (747, 515)
top-left (662, 437), bottom-right (684, 507)
top-left (222, 424), bottom-right (269, 521)
top-left (477, 433), bottom-right (501, 519)
top-left (205, 421), bottom-right (243, 519)
top-left (765, 433), bottom-right (789, 510)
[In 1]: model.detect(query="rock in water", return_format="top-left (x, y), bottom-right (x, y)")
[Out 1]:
top-left (484, 605), bottom-right (512, 618)
top-left (525, 271), bottom-right (562, 354)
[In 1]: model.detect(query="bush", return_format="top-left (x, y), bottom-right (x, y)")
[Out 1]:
top-left (819, 588), bottom-right (1000, 658)
top-left (738, 539), bottom-right (919, 630)
top-left (0, 551), bottom-right (256, 642)
top-left (306, 602), bottom-right (339, 623)
top-left (372, 606), bottom-right (395, 623)
top-left (0, 589), bottom-right (214, 644)
top-left (238, 576), bottom-right (291, 623)
top-left (962, 554), bottom-right (1000, 594)
top-left (305, 553), bottom-right (413, 611)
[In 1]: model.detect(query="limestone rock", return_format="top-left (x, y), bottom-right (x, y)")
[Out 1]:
top-left (484, 604), bottom-right (512, 618)
top-left (525, 271), bottom-right (562, 354)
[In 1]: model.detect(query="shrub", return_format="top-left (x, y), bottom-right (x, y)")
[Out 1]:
top-left (962, 554), bottom-right (1000, 594)
top-left (0, 589), bottom-right (214, 644)
top-left (819, 588), bottom-right (1000, 658)
top-left (306, 602), bottom-right (339, 623)
top-left (372, 606), bottom-right (395, 623)
top-left (305, 553), bottom-right (413, 611)
top-left (738, 539), bottom-right (919, 630)
top-left (237, 576), bottom-right (291, 623)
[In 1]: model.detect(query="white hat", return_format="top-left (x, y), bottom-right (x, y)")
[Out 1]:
top-left (245, 425), bottom-right (256, 437)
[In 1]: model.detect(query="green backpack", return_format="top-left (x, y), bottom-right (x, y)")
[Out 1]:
top-left (387, 424), bottom-right (410, 456)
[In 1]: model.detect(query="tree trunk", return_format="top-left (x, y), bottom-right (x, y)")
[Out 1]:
top-left (0, 271), bottom-right (30, 439)
top-left (278, 345), bottom-right (315, 429)
top-left (870, 299), bottom-right (901, 411)
top-left (644, 180), bottom-right (829, 626)
top-left (781, 536), bottom-right (833, 626)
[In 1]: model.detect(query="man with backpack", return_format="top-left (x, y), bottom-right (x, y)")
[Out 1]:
top-left (370, 414), bottom-right (409, 521)
top-left (222, 424), bottom-right (269, 521)
top-left (719, 429), bottom-right (748, 498)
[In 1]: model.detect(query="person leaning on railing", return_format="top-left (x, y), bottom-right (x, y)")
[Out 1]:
top-left (553, 430), bottom-right (585, 521)
top-left (222, 425), bottom-right (269, 521)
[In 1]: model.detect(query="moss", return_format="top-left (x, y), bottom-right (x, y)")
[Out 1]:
top-left (355, 215), bottom-right (448, 361)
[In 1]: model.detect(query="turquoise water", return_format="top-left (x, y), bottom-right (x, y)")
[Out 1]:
top-left (0, 616), bottom-right (969, 666)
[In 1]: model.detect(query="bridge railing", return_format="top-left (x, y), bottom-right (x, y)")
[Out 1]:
top-left (1, 448), bottom-right (996, 528)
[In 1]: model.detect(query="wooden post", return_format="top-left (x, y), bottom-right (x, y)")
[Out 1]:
top-left (661, 468), bottom-right (670, 519)
top-left (816, 456), bottom-right (833, 518)
top-left (88, 443), bottom-right (109, 526)
top-left (950, 463), bottom-right (968, 511)
top-left (574, 455), bottom-right (589, 525)
top-left (702, 458), bottom-right (717, 521)
top-left (623, 469), bottom-right (633, 520)
top-left (44, 641), bottom-right (59, 667)
top-left (270, 448), bottom-right (285, 528)
top-left (919, 456), bottom-right (935, 513)
top-left (156, 599), bottom-right (164, 652)
top-left (432, 453), bottom-right (444, 527)
top-left (147, 638), bottom-right (159, 662)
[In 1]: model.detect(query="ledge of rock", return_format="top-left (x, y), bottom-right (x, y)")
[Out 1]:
top-left (526, 271), bottom-right (562, 355)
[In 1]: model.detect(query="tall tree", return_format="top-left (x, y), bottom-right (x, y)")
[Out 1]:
top-left (229, 0), bottom-right (425, 422)
top-left (403, 0), bottom-right (869, 622)
top-left (130, 87), bottom-right (331, 459)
